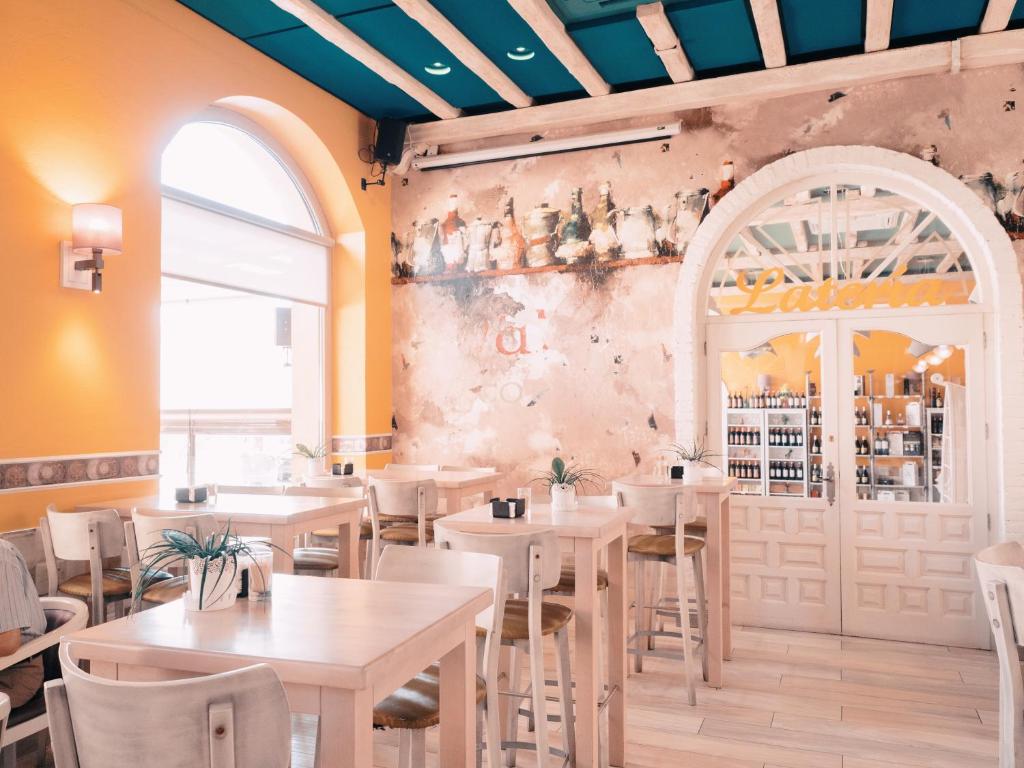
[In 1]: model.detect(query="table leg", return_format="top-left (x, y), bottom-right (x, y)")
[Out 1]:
top-left (720, 496), bottom-right (732, 660)
top-left (270, 527), bottom-right (293, 575)
top-left (444, 487), bottom-right (463, 515)
top-left (705, 495), bottom-right (724, 688)
top-left (607, 532), bottom-right (627, 767)
top-left (319, 687), bottom-right (373, 768)
top-left (439, 622), bottom-right (476, 767)
top-left (337, 517), bottom-right (360, 579)
top-left (575, 539), bottom-right (600, 768)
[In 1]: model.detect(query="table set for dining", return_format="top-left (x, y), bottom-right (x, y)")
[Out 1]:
top-left (59, 467), bottom-right (736, 768)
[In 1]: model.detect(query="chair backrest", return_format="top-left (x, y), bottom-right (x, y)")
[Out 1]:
top-left (47, 644), bottom-right (291, 768)
top-left (384, 463), bottom-right (440, 472)
top-left (368, 477), bottom-right (438, 519)
top-left (440, 465), bottom-right (498, 473)
top-left (43, 506), bottom-right (125, 562)
top-left (284, 485), bottom-right (364, 498)
top-left (611, 481), bottom-right (692, 528)
top-left (975, 541), bottom-right (1024, 766)
top-left (375, 545), bottom-right (505, 646)
top-left (434, 526), bottom-right (561, 595)
top-left (214, 484), bottom-right (284, 495)
top-left (0, 691), bottom-right (8, 748)
top-left (39, 597), bottom-right (90, 683)
top-left (129, 510), bottom-right (220, 557)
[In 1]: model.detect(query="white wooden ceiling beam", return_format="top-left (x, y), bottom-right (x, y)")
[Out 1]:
top-left (636, 2), bottom-right (694, 83)
top-left (267, 0), bottom-right (461, 119)
top-left (408, 28), bottom-right (1024, 146)
top-left (865, 0), bottom-right (895, 52)
top-left (392, 0), bottom-right (533, 108)
top-left (506, 0), bottom-right (611, 96)
top-left (980, 0), bottom-right (1017, 33)
top-left (749, 0), bottom-right (787, 68)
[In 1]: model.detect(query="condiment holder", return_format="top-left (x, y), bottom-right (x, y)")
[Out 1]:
top-left (490, 497), bottom-right (526, 518)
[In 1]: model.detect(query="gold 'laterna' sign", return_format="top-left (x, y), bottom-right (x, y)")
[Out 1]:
top-left (729, 265), bottom-right (969, 315)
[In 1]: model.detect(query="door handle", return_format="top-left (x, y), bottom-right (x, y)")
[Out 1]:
top-left (824, 462), bottom-right (836, 506)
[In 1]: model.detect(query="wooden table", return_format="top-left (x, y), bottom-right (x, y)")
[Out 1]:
top-left (76, 493), bottom-right (366, 579)
top-left (62, 575), bottom-right (489, 768)
top-left (615, 475), bottom-right (736, 687)
top-left (367, 468), bottom-right (503, 513)
top-left (436, 501), bottom-right (632, 768)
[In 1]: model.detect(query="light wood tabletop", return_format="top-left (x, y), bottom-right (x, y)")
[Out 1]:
top-left (437, 501), bottom-right (633, 768)
top-left (63, 574), bottom-right (491, 768)
top-left (76, 493), bottom-right (367, 578)
top-left (367, 468), bottom-right (503, 513)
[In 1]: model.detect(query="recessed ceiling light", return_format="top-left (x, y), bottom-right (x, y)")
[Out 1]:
top-left (507, 46), bottom-right (535, 61)
top-left (424, 62), bottom-right (451, 75)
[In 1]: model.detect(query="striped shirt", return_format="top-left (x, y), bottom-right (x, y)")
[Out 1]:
top-left (0, 539), bottom-right (46, 641)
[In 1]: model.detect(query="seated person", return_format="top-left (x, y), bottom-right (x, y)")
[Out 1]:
top-left (0, 538), bottom-right (47, 708)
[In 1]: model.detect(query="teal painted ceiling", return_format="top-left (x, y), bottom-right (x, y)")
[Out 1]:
top-left (175, 0), bottom-right (1024, 121)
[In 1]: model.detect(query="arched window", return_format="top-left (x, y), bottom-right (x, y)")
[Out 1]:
top-left (160, 110), bottom-right (329, 487)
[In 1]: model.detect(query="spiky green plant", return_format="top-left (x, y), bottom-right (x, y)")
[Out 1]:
top-left (293, 443), bottom-right (329, 459)
top-left (664, 439), bottom-right (719, 467)
top-left (531, 456), bottom-right (604, 491)
top-left (131, 523), bottom-right (286, 612)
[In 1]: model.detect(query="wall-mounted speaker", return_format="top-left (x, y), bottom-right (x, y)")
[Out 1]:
top-left (373, 118), bottom-right (407, 166)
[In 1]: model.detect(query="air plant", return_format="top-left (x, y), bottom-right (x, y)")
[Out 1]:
top-left (131, 523), bottom-right (284, 612)
top-left (664, 439), bottom-right (719, 468)
top-left (531, 456), bottom-right (604, 492)
top-left (293, 443), bottom-right (329, 459)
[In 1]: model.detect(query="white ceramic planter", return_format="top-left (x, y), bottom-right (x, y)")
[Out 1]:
top-left (683, 461), bottom-right (704, 485)
top-left (306, 457), bottom-right (325, 478)
top-left (550, 483), bottom-right (577, 510)
top-left (186, 557), bottom-right (239, 612)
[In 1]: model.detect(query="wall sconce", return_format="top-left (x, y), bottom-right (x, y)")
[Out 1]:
top-left (60, 204), bottom-right (122, 293)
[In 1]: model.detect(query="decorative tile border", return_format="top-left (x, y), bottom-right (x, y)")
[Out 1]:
top-left (331, 434), bottom-right (393, 455)
top-left (0, 451), bottom-right (159, 493)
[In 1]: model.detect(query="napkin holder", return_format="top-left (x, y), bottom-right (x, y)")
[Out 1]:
top-left (175, 486), bottom-right (208, 504)
top-left (491, 497), bottom-right (526, 518)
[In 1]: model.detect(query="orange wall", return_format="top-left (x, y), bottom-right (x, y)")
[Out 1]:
top-left (0, 0), bottom-right (392, 529)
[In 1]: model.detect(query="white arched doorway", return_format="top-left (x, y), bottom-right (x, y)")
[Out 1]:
top-left (674, 146), bottom-right (1023, 647)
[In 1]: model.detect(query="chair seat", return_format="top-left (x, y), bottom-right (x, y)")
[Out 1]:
top-left (312, 520), bottom-right (373, 539)
top-left (59, 567), bottom-right (166, 598)
top-left (380, 524), bottom-right (434, 544)
top-left (7, 686), bottom-right (45, 728)
top-left (546, 565), bottom-right (609, 595)
top-left (293, 547), bottom-right (339, 570)
top-left (373, 664), bottom-right (486, 730)
top-left (628, 534), bottom-right (705, 559)
top-left (501, 599), bottom-right (573, 640)
top-left (141, 574), bottom-right (188, 605)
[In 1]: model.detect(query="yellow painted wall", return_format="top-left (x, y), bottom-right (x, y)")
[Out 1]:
top-left (0, 0), bottom-right (392, 530)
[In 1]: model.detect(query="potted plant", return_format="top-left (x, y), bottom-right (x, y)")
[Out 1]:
top-left (294, 442), bottom-right (329, 478)
top-left (533, 456), bottom-right (603, 510)
top-left (132, 524), bottom-right (277, 612)
top-left (665, 439), bottom-right (719, 484)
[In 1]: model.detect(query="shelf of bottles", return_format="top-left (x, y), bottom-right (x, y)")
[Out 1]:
top-left (852, 370), bottom-right (939, 502)
top-left (725, 381), bottom-right (811, 498)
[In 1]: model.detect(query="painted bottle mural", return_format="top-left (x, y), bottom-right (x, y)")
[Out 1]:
top-left (589, 181), bottom-right (620, 261)
top-left (662, 188), bottom-right (709, 256)
top-left (490, 197), bottom-right (526, 271)
top-left (614, 205), bottom-right (658, 259)
top-left (411, 218), bottom-right (443, 276)
top-left (555, 187), bottom-right (594, 264)
top-left (524, 202), bottom-right (561, 267)
top-left (711, 160), bottom-right (735, 207)
top-left (466, 216), bottom-right (497, 272)
top-left (439, 194), bottom-right (468, 273)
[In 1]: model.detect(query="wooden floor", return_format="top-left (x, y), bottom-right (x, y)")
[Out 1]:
top-left (12, 626), bottom-right (999, 767)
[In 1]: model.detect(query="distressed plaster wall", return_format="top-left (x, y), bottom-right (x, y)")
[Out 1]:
top-left (390, 65), bottom-right (1024, 493)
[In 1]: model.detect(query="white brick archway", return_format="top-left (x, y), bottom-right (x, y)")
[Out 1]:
top-left (674, 145), bottom-right (1024, 539)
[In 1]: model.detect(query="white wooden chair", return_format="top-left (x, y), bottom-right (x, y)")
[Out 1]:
top-left (371, 545), bottom-right (506, 768)
top-left (284, 485), bottom-right (369, 576)
top-left (975, 541), bottom-right (1024, 768)
top-left (436, 526), bottom-right (574, 766)
top-left (39, 506), bottom-right (145, 626)
top-left (46, 644), bottom-right (291, 768)
top-left (612, 480), bottom-right (707, 706)
top-left (125, 510), bottom-right (219, 607)
top-left (366, 478), bottom-right (439, 577)
top-left (0, 596), bottom-right (88, 766)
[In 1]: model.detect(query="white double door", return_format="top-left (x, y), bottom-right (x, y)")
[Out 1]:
top-left (707, 310), bottom-right (990, 647)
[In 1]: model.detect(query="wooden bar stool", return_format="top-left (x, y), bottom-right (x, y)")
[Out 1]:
top-left (612, 481), bottom-right (708, 706)
top-left (436, 526), bottom-right (575, 767)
